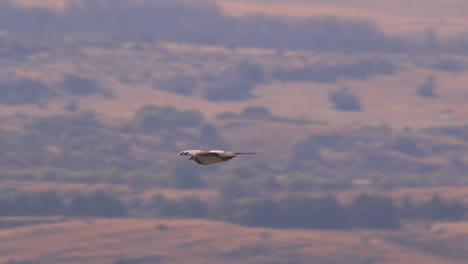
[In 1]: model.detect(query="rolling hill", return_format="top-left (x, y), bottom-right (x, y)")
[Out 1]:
top-left (0, 1), bottom-right (468, 263)
top-left (0, 217), bottom-right (467, 264)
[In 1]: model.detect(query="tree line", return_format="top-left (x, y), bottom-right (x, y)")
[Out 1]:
top-left (0, 190), bottom-right (126, 217)
top-left (102, 192), bottom-right (468, 229)
top-left (0, 190), bottom-right (465, 230)
top-left (1, 0), bottom-right (468, 54)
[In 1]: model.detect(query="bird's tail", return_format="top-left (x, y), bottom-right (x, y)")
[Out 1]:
top-left (235, 152), bottom-right (257, 155)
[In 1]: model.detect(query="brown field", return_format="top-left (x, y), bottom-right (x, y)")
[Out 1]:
top-left (2, 2), bottom-right (468, 262)
top-left (7, 1), bottom-right (468, 131)
top-left (0, 217), bottom-right (466, 264)
top-left (8, 44), bottom-right (468, 130)
top-left (3, 43), bottom-right (468, 169)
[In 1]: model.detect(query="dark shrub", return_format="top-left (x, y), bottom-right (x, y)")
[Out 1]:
top-left (348, 193), bottom-right (400, 229)
top-left (391, 136), bottom-right (425, 156)
top-left (272, 60), bottom-right (396, 83)
top-left (60, 74), bottom-right (102, 96)
top-left (417, 75), bottom-right (438, 98)
top-left (66, 190), bottom-right (127, 217)
top-left (417, 194), bottom-right (465, 220)
top-left (154, 76), bottom-right (198, 95)
top-left (167, 162), bottom-right (205, 189)
top-left (134, 105), bottom-right (204, 132)
top-left (0, 79), bottom-right (54, 104)
top-left (241, 106), bottom-right (272, 120)
top-left (203, 77), bottom-right (255, 101)
top-left (328, 87), bottom-right (363, 111)
top-left (234, 61), bottom-right (265, 83)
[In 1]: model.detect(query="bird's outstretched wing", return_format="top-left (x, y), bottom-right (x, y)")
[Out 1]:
top-left (178, 149), bottom-right (257, 165)
top-left (178, 150), bottom-right (204, 156)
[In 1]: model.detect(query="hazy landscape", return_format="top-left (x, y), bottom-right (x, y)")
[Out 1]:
top-left (0, 0), bottom-right (468, 263)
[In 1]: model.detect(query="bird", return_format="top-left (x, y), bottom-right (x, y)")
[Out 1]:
top-left (178, 149), bottom-right (257, 165)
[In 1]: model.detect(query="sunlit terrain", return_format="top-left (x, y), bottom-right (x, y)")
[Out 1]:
top-left (1, 0), bottom-right (468, 263)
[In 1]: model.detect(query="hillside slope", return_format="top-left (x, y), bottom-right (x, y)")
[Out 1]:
top-left (0, 218), bottom-right (466, 264)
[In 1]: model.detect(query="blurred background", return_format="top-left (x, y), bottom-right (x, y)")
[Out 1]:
top-left (0, 0), bottom-right (468, 263)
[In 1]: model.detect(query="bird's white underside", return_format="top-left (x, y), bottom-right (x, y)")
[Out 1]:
top-left (178, 149), bottom-right (256, 165)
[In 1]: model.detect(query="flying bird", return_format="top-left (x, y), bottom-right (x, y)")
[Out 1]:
top-left (178, 149), bottom-right (257, 165)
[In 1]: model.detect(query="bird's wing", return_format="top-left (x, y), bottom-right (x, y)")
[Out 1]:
top-left (208, 150), bottom-right (233, 158)
top-left (178, 150), bottom-right (205, 156)
top-left (208, 150), bottom-right (257, 157)
top-left (199, 152), bottom-right (223, 158)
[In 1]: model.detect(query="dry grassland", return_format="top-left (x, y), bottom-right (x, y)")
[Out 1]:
top-left (2, 2), bottom-right (467, 263)
top-left (0, 217), bottom-right (464, 264)
top-left (8, 44), bottom-right (468, 129)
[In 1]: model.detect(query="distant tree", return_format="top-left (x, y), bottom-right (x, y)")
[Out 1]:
top-left (134, 105), bottom-right (205, 132)
top-left (174, 109), bottom-right (205, 127)
top-left (309, 195), bottom-right (347, 229)
top-left (176, 196), bottom-right (209, 218)
top-left (348, 193), bottom-right (400, 229)
top-left (5, 259), bottom-right (39, 264)
top-left (112, 256), bottom-right (164, 264)
top-left (417, 75), bottom-right (438, 98)
top-left (328, 87), bottom-right (363, 111)
top-left (391, 136), bottom-right (425, 156)
top-left (215, 111), bottom-right (238, 120)
top-left (59, 74), bottom-right (102, 96)
top-left (241, 106), bottom-right (272, 120)
top-left (112, 258), bottom-right (141, 264)
top-left (417, 194), bottom-right (445, 219)
top-left (0, 79), bottom-right (54, 104)
top-left (424, 28), bottom-right (439, 52)
top-left (426, 124), bottom-right (468, 141)
top-left (446, 199), bottom-right (466, 220)
top-left (5, 0), bottom-right (468, 54)
top-left (24, 113), bottom-right (104, 153)
top-left (147, 194), bottom-right (209, 218)
top-left (64, 99), bottom-right (79, 112)
top-left (290, 136), bottom-right (322, 164)
top-left (198, 123), bottom-right (227, 148)
top-left (154, 76), bottom-right (198, 95)
top-left (427, 58), bottom-right (465, 72)
top-left (66, 194), bottom-right (90, 216)
top-left (32, 191), bottom-right (64, 215)
top-left (148, 194), bottom-right (180, 217)
top-left (277, 195), bottom-right (347, 229)
top-left (417, 194), bottom-right (465, 220)
top-left (272, 60), bottom-right (396, 83)
top-left (217, 178), bottom-right (253, 201)
top-left (235, 198), bottom-right (282, 227)
top-left (235, 195), bottom-right (348, 229)
top-left (167, 162), bottom-right (205, 189)
top-left (203, 77), bottom-right (255, 101)
top-left (234, 61), bottom-right (265, 83)
top-left (66, 190), bottom-right (127, 217)
top-left (0, 191), bottom-right (64, 216)
top-left (399, 195), bottom-right (416, 218)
